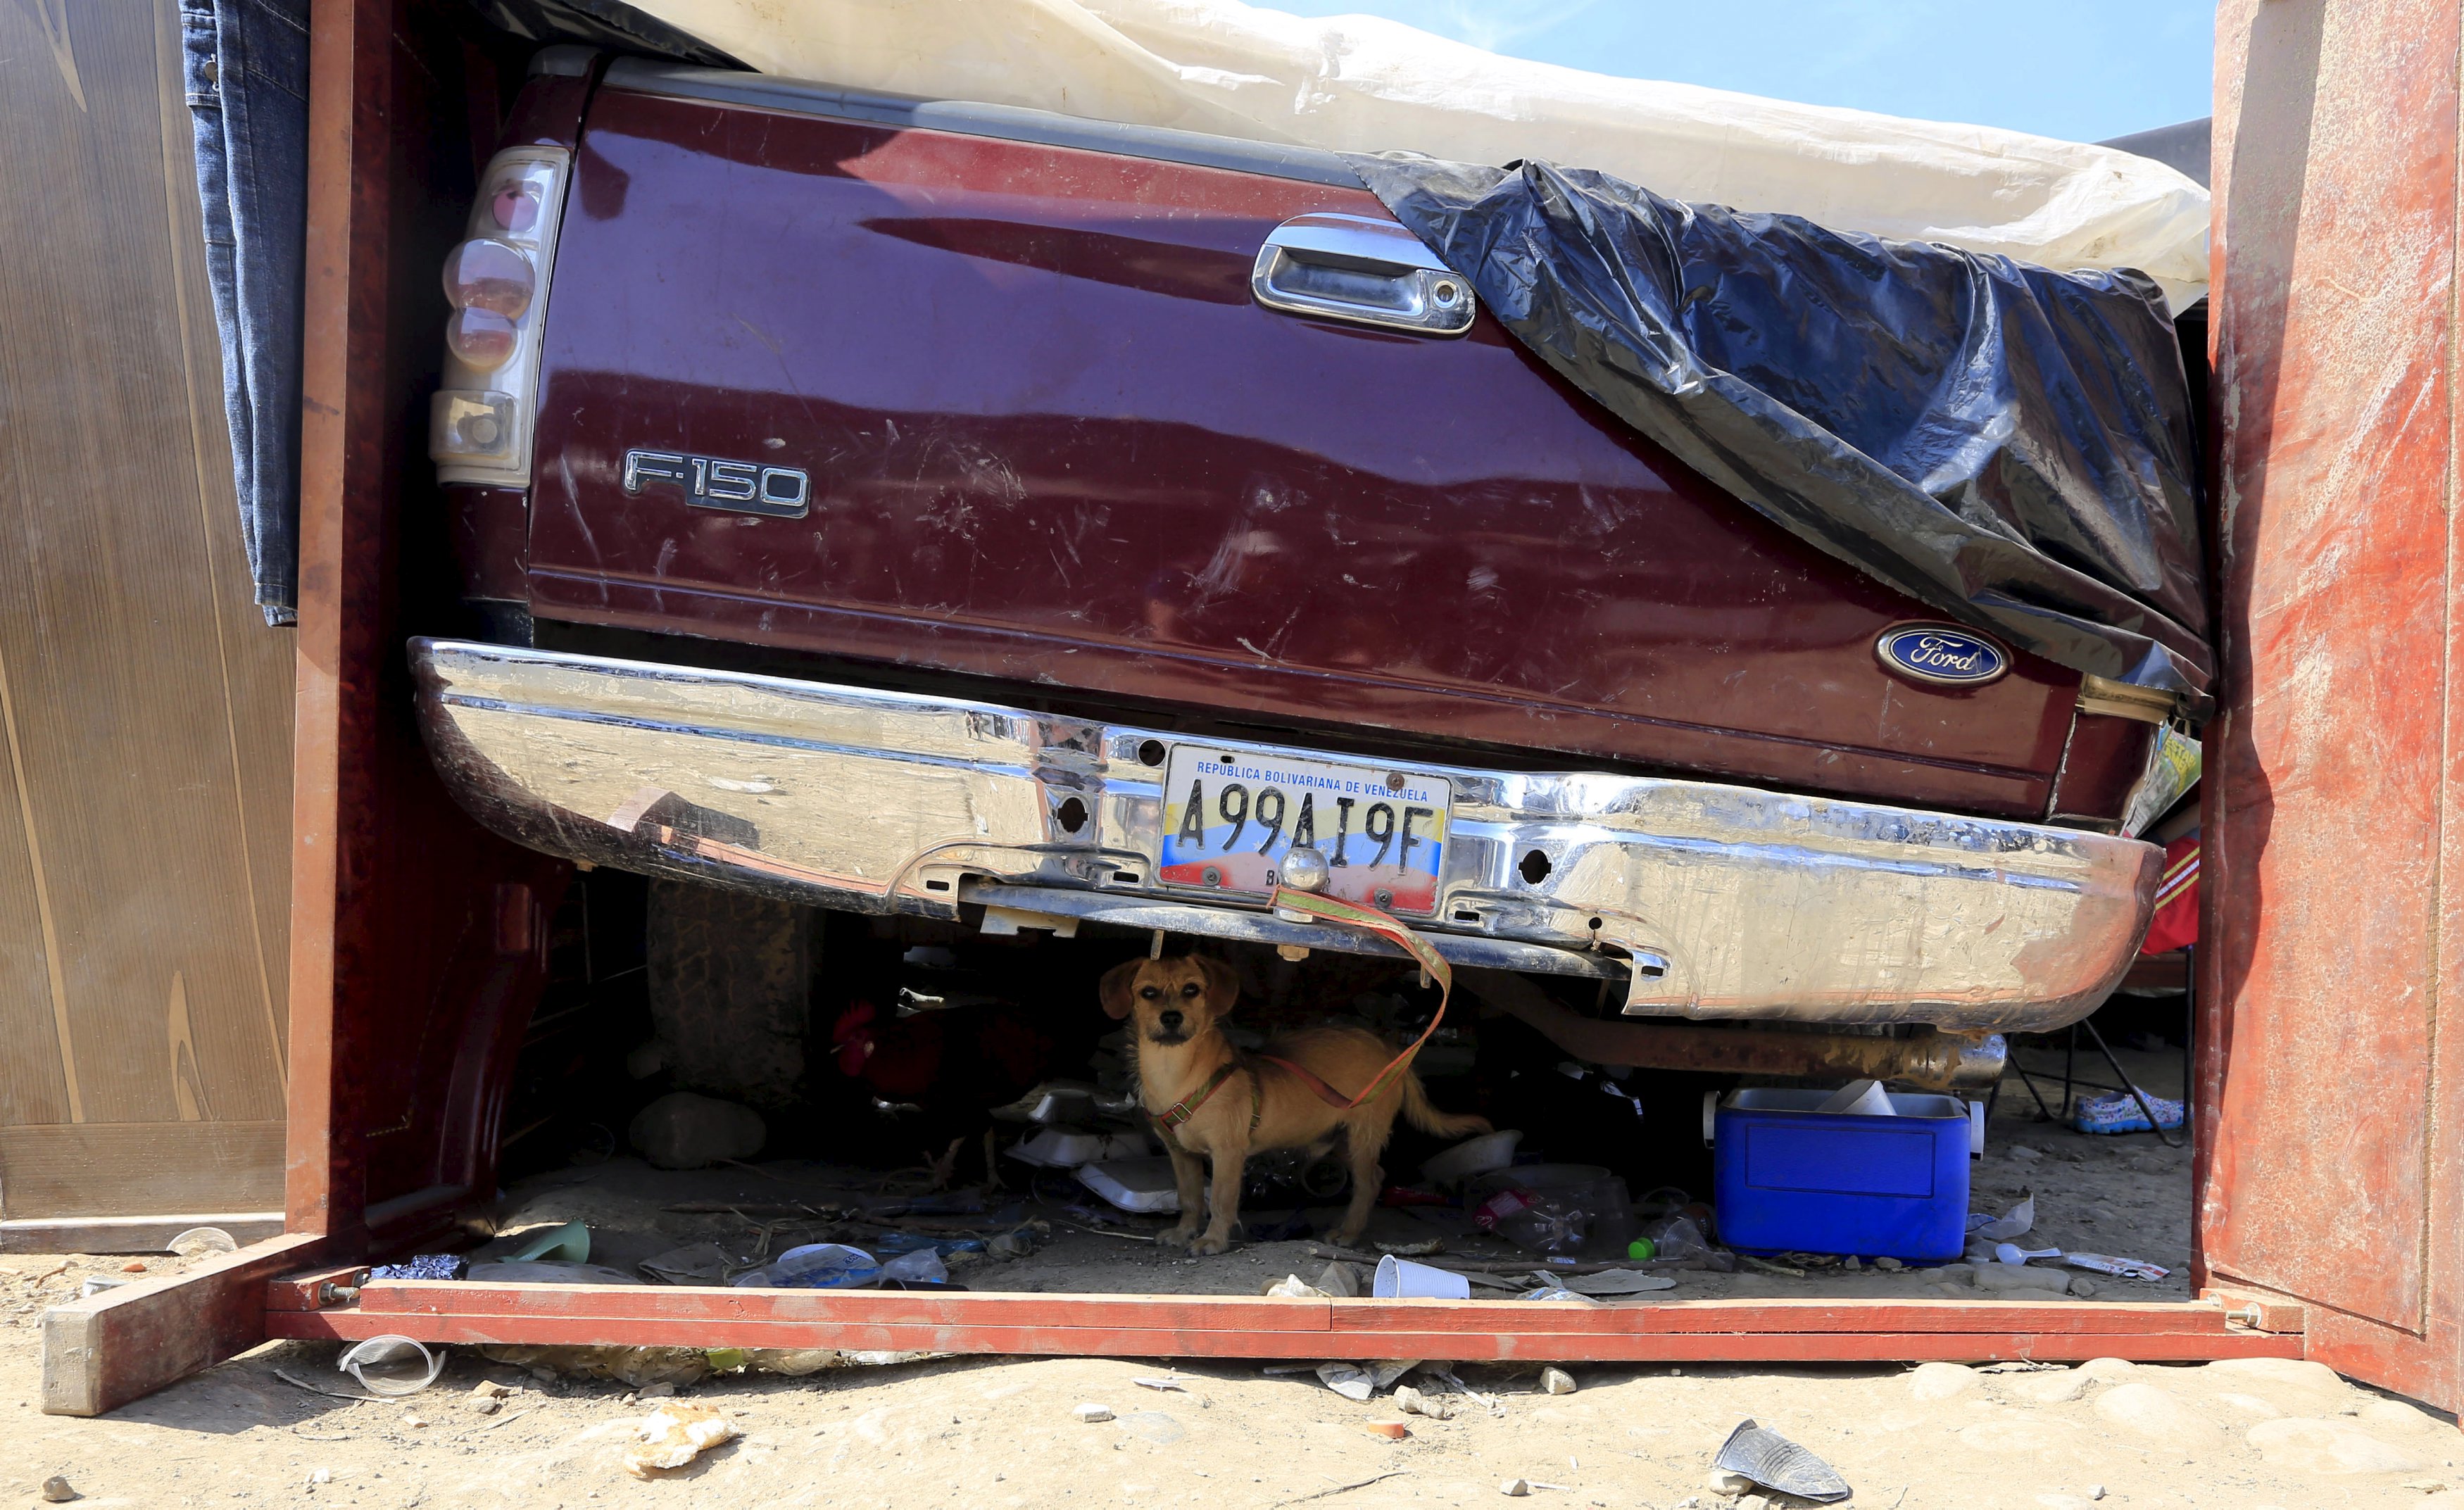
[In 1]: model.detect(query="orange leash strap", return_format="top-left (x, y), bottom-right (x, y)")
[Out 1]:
top-left (1257, 885), bottom-right (1452, 1111)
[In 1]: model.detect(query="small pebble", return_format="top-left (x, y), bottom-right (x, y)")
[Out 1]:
top-left (306, 1468), bottom-right (332, 1485)
top-left (120, 1262), bottom-right (146, 1274)
top-left (39, 1476), bottom-right (75, 1504)
top-left (1500, 1479), bottom-right (1531, 1497)
top-left (1074, 1403), bottom-right (1115, 1423)
top-left (468, 1397), bottom-right (501, 1415)
top-left (2088, 1490), bottom-right (2106, 1503)
top-left (2009, 1145), bottom-right (2043, 1162)
top-left (470, 1380), bottom-right (510, 1398)
top-left (1874, 1256), bottom-right (1902, 1271)
top-left (1706, 1468), bottom-right (1754, 1495)
top-left (639, 1382), bottom-right (676, 1399)
top-left (1740, 1497), bottom-right (1772, 1510)
top-left (1539, 1367), bottom-right (1576, 1396)
top-left (1364, 1421), bottom-right (1410, 1439)
top-left (401, 1411), bottom-right (429, 1429)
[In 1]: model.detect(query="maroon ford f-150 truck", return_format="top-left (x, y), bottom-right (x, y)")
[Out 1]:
top-left (410, 51), bottom-right (2185, 1047)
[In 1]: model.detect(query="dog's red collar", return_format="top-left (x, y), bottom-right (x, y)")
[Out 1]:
top-left (1149, 1059), bottom-right (1262, 1135)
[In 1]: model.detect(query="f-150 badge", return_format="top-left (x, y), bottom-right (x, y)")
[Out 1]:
top-left (622, 449), bottom-right (810, 519)
top-left (1875, 623), bottom-right (2009, 686)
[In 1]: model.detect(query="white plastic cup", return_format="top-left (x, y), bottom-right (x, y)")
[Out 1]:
top-left (1374, 1254), bottom-right (1471, 1300)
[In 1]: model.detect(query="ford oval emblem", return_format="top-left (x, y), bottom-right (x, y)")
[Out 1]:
top-left (1875, 623), bottom-right (2011, 687)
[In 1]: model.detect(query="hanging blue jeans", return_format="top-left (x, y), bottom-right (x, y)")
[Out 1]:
top-left (182, 0), bottom-right (307, 627)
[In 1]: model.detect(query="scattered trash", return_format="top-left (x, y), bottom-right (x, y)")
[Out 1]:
top-left (1539, 1367), bottom-right (1576, 1395)
top-left (1712, 1419), bottom-right (1852, 1504)
top-left (1374, 1255), bottom-right (1470, 1300)
top-left (118, 1260), bottom-right (146, 1274)
top-left (1500, 1480), bottom-right (1531, 1497)
top-left (730, 1243), bottom-right (880, 1290)
top-left (1374, 1238), bottom-right (1448, 1259)
top-left (1132, 1376), bottom-right (1188, 1392)
top-left (1472, 1186), bottom-right (1592, 1257)
top-left (337, 1336), bottom-right (445, 1397)
top-left (1364, 1421), bottom-right (1411, 1439)
top-left (1421, 1128), bottom-right (1523, 1185)
top-left (77, 1277), bottom-right (127, 1299)
top-left (2064, 1252), bottom-right (2171, 1281)
top-left (880, 1247), bottom-right (950, 1285)
top-left (1517, 1286), bottom-right (1605, 1304)
top-left (368, 1254), bottom-right (469, 1282)
top-left (39, 1476), bottom-right (75, 1504)
top-left (1076, 1157), bottom-right (1183, 1214)
top-left (1968, 1191), bottom-right (2035, 1241)
top-left (628, 1090), bottom-right (767, 1169)
top-left (1994, 1242), bottom-right (2062, 1265)
top-left (506, 1219), bottom-right (591, 1264)
top-left (622, 1402), bottom-right (739, 1478)
top-left (1316, 1262), bottom-right (1362, 1298)
top-left (1737, 1255), bottom-right (1806, 1279)
top-left (273, 1366), bottom-right (386, 1402)
top-left (2074, 1091), bottom-right (2185, 1135)
top-left (1006, 1126), bottom-right (1150, 1167)
top-left (1316, 1363), bottom-right (1375, 1401)
top-left (1706, 1468), bottom-right (1756, 1494)
top-left (1074, 1402), bottom-right (1116, 1422)
top-left (636, 1242), bottom-right (737, 1285)
top-left (1394, 1385), bottom-right (1455, 1420)
top-left (1266, 1273), bottom-right (1333, 1300)
top-left (1366, 1360), bottom-right (1421, 1390)
top-left (1557, 1269), bottom-right (1678, 1296)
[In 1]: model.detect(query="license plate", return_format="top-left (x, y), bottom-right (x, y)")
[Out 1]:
top-left (1157, 746), bottom-right (1451, 915)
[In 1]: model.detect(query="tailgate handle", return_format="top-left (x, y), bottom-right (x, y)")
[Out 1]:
top-left (1251, 213), bottom-right (1476, 336)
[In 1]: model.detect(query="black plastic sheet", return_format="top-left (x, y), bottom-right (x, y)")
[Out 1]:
top-left (1347, 154), bottom-right (2211, 703)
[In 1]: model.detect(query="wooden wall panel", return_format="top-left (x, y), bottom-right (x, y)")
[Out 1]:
top-left (0, 0), bottom-right (294, 1218)
top-left (2206, 0), bottom-right (2464, 1411)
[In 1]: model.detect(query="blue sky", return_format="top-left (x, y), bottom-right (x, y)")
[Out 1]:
top-left (1264, 1), bottom-right (2215, 144)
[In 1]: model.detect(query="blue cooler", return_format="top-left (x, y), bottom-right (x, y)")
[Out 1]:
top-left (1710, 1088), bottom-right (1972, 1262)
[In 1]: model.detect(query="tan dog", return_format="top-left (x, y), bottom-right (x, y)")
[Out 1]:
top-left (1100, 955), bottom-right (1490, 1254)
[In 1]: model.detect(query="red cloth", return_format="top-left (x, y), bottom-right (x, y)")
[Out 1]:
top-left (2140, 832), bottom-right (2199, 954)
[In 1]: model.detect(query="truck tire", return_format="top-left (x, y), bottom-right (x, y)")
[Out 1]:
top-left (645, 880), bottom-right (812, 1111)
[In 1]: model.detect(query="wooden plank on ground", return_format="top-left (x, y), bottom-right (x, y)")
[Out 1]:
top-left (42, 1231), bottom-right (322, 1416)
top-left (262, 1304), bottom-right (2303, 1364)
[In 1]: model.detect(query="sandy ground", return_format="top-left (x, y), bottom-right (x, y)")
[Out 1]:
top-left (2, 1287), bottom-right (2459, 1510)
top-left (13, 1047), bottom-right (2449, 1507)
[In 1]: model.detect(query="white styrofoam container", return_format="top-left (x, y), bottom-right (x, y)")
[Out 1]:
top-left (1076, 1156), bottom-right (1182, 1214)
top-left (1006, 1126), bottom-right (1151, 1168)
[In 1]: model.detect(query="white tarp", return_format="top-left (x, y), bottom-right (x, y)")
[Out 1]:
top-left (630, 0), bottom-right (2211, 308)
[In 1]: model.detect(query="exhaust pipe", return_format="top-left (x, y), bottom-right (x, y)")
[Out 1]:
top-left (1462, 968), bottom-right (2006, 1092)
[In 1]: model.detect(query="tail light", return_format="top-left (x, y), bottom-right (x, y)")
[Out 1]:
top-left (430, 149), bottom-right (570, 482)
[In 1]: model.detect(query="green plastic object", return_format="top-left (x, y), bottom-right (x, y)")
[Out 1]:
top-left (1627, 1237), bottom-right (1658, 1261)
top-left (508, 1219), bottom-right (591, 1264)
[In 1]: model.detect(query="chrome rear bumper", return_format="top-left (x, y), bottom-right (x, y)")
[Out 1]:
top-left (410, 638), bottom-right (2160, 1031)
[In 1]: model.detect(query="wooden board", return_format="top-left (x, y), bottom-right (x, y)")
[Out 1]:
top-left (0, 0), bottom-right (293, 1202)
top-left (2206, 0), bottom-right (2464, 1412)
top-left (264, 1281), bottom-right (2301, 1365)
top-left (44, 1233), bottom-right (323, 1416)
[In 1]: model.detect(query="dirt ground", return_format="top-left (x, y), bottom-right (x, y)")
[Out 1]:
top-left (4, 1287), bottom-right (2459, 1510)
top-left (11, 1046), bottom-right (2453, 1508)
